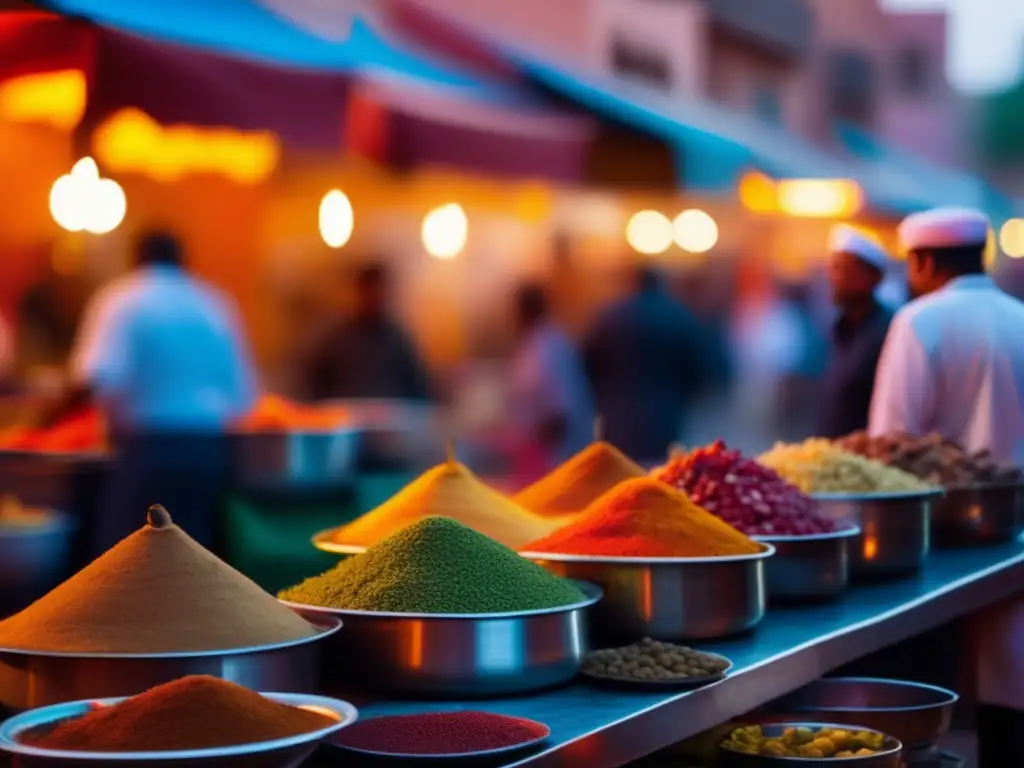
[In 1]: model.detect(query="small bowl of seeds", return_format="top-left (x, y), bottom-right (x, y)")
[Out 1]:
top-left (580, 637), bottom-right (732, 690)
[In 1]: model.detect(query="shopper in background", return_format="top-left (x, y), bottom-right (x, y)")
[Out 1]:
top-left (506, 282), bottom-right (593, 480)
top-left (816, 225), bottom-right (893, 438)
top-left (60, 231), bottom-right (258, 552)
top-left (300, 262), bottom-right (432, 402)
top-left (582, 264), bottom-right (710, 463)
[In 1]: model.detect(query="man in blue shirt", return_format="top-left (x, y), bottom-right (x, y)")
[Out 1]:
top-left (816, 225), bottom-right (893, 439)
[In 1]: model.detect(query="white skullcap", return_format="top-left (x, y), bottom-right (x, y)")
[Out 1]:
top-left (898, 206), bottom-right (990, 253)
top-left (828, 224), bottom-right (889, 271)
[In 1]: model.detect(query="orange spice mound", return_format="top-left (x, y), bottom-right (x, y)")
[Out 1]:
top-left (514, 441), bottom-right (647, 518)
top-left (0, 507), bottom-right (318, 653)
top-left (329, 460), bottom-right (557, 550)
top-left (522, 478), bottom-right (761, 558)
top-left (0, 408), bottom-right (104, 453)
top-left (23, 675), bottom-right (336, 752)
top-left (237, 394), bottom-right (349, 432)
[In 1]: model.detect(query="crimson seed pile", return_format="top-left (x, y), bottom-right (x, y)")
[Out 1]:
top-left (654, 440), bottom-right (838, 536)
top-left (332, 711), bottom-right (547, 755)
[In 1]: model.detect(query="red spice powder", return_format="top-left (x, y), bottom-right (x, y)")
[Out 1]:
top-left (332, 711), bottom-right (548, 755)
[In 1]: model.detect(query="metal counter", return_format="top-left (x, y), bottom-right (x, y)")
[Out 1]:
top-left (342, 540), bottom-right (1024, 767)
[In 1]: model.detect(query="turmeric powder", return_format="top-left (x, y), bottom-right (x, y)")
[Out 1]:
top-left (522, 478), bottom-right (762, 558)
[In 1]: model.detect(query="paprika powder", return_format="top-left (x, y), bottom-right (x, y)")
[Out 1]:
top-left (332, 711), bottom-right (548, 755)
top-left (23, 676), bottom-right (337, 752)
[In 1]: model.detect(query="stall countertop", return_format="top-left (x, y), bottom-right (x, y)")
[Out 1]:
top-left (343, 541), bottom-right (1024, 767)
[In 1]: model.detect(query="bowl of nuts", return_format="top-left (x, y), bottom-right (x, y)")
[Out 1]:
top-left (580, 637), bottom-right (732, 690)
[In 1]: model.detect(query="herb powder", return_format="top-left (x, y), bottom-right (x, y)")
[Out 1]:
top-left (280, 517), bottom-right (586, 614)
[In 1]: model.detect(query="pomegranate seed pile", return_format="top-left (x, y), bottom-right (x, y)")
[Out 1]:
top-left (654, 440), bottom-right (838, 536)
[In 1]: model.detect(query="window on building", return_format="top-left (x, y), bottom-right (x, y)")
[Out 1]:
top-left (610, 36), bottom-right (672, 90)
top-left (753, 86), bottom-right (782, 123)
top-left (895, 47), bottom-right (931, 97)
top-left (826, 48), bottom-right (876, 126)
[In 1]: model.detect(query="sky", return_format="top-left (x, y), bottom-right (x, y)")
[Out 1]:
top-left (882, 0), bottom-right (1024, 93)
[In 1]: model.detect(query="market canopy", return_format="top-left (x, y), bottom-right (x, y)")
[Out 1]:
top-left (0, 3), bottom-right (593, 180)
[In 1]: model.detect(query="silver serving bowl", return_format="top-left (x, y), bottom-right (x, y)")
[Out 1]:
top-left (281, 582), bottom-right (601, 697)
top-left (522, 546), bottom-right (774, 642)
top-left (811, 490), bottom-right (941, 578)
top-left (753, 526), bottom-right (859, 603)
top-left (718, 722), bottom-right (902, 767)
top-left (229, 429), bottom-right (362, 492)
top-left (0, 692), bottom-right (357, 767)
top-left (771, 677), bottom-right (958, 750)
top-left (0, 511), bottom-right (75, 609)
top-left (0, 617), bottom-right (342, 712)
top-left (932, 482), bottom-right (1024, 546)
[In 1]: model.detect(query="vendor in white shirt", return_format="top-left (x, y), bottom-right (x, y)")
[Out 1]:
top-left (58, 231), bottom-right (258, 552)
top-left (868, 207), bottom-right (1024, 464)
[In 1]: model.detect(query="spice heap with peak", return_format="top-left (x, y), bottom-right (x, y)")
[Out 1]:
top-left (282, 516), bottom-right (586, 614)
top-left (324, 452), bottom-right (556, 551)
top-left (22, 676), bottom-right (337, 753)
top-left (0, 505), bottom-right (319, 654)
top-left (514, 440), bottom-right (647, 519)
top-left (523, 477), bottom-right (762, 558)
top-left (653, 441), bottom-right (839, 537)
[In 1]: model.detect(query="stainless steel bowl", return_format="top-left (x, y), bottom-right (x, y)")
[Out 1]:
top-left (310, 530), bottom-right (365, 556)
top-left (522, 546), bottom-right (774, 642)
top-left (0, 617), bottom-right (342, 712)
top-left (281, 583), bottom-right (601, 697)
top-left (932, 482), bottom-right (1024, 546)
top-left (230, 429), bottom-right (362, 492)
top-left (0, 511), bottom-right (75, 611)
top-left (718, 722), bottom-right (902, 767)
top-left (0, 692), bottom-right (357, 768)
top-left (771, 677), bottom-right (959, 750)
top-left (811, 490), bottom-right (941, 578)
top-left (753, 527), bottom-right (859, 603)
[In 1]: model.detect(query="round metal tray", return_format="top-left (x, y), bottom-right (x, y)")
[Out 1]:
top-left (811, 489), bottom-right (942, 578)
top-left (311, 528), bottom-right (365, 556)
top-left (718, 721), bottom-right (902, 767)
top-left (229, 429), bottom-right (362, 493)
top-left (330, 714), bottom-right (550, 760)
top-left (281, 582), bottom-right (601, 697)
top-left (932, 482), bottom-right (1024, 546)
top-left (771, 677), bottom-right (959, 750)
top-left (0, 617), bottom-right (342, 711)
top-left (521, 545), bottom-right (774, 642)
top-left (0, 692), bottom-right (357, 767)
top-left (580, 653), bottom-right (733, 691)
top-left (752, 526), bottom-right (860, 603)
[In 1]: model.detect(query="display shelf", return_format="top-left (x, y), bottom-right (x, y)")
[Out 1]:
top-left (338, 541), bottom-right (1024, 767)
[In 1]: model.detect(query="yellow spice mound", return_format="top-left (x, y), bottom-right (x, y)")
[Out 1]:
top-left (515, 441), bottom-right (647, 518)
top-left (330, 460), bottom-right (558, 550)
top-left (524, 477), bottom-right (761, 557)
top-left (0, 507), bottom-right (318, 653)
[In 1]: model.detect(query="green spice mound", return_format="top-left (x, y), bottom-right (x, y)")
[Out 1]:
top-left (279, 517), bottom-right (587, 614)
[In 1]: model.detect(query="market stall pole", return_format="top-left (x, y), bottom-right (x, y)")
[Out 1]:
top-left (323, 541), bottom-right (1024, 767)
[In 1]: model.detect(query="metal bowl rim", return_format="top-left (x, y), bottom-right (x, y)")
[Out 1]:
top-left (0, 615), bottom-right (342, 659)
top-left (333, 716), bottom-right (550, 759)
top-left (519, 541), bottom-right (776, 564)
top-left (229, 427), bottom-right (362, 439)
top-left (279, 580), bottom-right (602, 620)
top-left (718, 720), bottom-right (903, 761)
top-left (0, 509), bottom-right (76, 538)
top-left (790, 677), bottom-right (960, 713)
top-left (0, 692), bottom-right (358, 761)
top-left (752, 526), bottom-right (861, 543)
top-left (582, 652), bottom-right (734, 687)
top-left (811, 488), bottom-right (944, 502)
top-left (311, 528), bottom-right (366, 555)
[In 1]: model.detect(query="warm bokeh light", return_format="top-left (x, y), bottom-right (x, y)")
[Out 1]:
top-left (0, 69), bottom-right (86, 131)
top-left (319, 190), bottom-right (354, 249)
top-left (422, 203), bottom-right (468, 259)
top-left (999, 219), bottom-right (1024, 259)
top-left (49, 157), bottom-right (127, 235)
top-left (776, 179), bottom-right (863, 218)
top-left (625, 210), bottom-right (673, 255)
top-left (93, 108), bottom-right (280, 184)
top-left (738, 171), bottom-right (777, 214)
top-left (672, 209), bottom-right (719, 253)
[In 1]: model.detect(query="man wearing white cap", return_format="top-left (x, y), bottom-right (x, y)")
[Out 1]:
top-left (816, 225), bottom-right (893, 438)
top-left (869, 207), bottom-right (1024, 463)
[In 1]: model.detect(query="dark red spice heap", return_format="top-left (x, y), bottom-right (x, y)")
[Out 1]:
top-left (654, 440), bottom-right (837, 536)
top-left (332, 711), bottom-right (548, 755)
